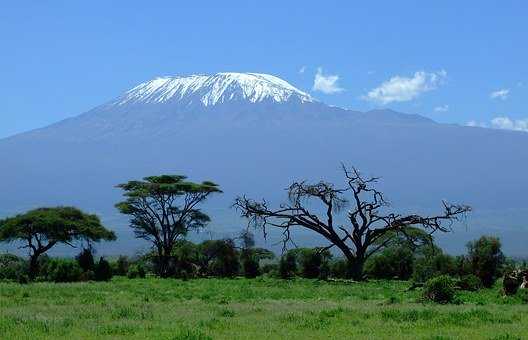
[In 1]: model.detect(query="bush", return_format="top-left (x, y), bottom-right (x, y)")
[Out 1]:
top-left (366, 246), bottom-right (414, 280)
top-left (278, 251), bottom-right (297, 279)
top-left (423, 275), bottom-right (456, 304)
top-left (76, 248), bottom-right (95, 272)
top-left (412, 251), bottom-right (456, 283)
top-left (200, 239), bottom-right (240, 277)
top-left (330, 259), bottom-right (349, 279)
top-left (113, 256), bottom-right (130, 276)
top-left (242, 255), bottom-right (260, 278)
top-left (42, 258), bottom-right (82, 282)
top-left (296, 248), bottom-right (331, 279)
top-left (457, 274), bottom-right (482, 291)
top-left (0, 254), bottom-right (27, 282)
top-left (127, 264), bottom-right (146, 279)
top-left (94, 257), bottom-right (112, 281)
top-left (467, 236), bottom-right (505, 288)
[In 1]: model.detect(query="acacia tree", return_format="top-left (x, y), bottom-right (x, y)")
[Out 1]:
top-left (234, 166), bottom-right (470, 280)
top-left (115, 175), bottom-right (221, 277)
top-left (0, 207), bottom-right (116, 280)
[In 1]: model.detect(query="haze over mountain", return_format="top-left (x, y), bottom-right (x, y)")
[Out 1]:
top-left (1, 72), bottom-right (527, 255)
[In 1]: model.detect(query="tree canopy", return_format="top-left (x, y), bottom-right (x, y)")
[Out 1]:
top-left (115, 175), bottom-right (221, 277)
top-left (0, 206), bottom-right (116, 279)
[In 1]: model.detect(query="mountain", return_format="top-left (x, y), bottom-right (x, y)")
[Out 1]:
top-left (1, 72), bottom-right (527, 256)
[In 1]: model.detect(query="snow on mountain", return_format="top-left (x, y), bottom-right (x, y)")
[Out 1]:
top-left (113, 72), bottom-right (314, 107)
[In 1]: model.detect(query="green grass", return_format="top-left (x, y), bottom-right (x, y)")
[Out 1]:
top-left (1, 277), bottom-right (527, 339)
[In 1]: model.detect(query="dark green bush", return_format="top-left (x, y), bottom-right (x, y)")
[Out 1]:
top-left (423, 275), bottom-right (456, 303)
top-left (94, 257), bottom-right (112, 281)
top-left (113, 256), bottom-right (130, 276)
top-left (467, 236), bottom-right (505, 288)
top-left (76, 248), bottom-right (95, 272)
top-left (457, 274), bottom-right (482, 291)
top-left (42, 258), bottom-right (82, 282)
top-left (242, 255), bottom-right (260, 278)
top-left (330, 259), bottom-right (349, 279)
top-left (279, 251), bottom-right (297, 279)
top-left (200, 239), bottom-right (240, 277)
top-left (365, 246), bottom-right (414, 280)
top-left (0, 254), bottom-right (27, 282)
top-left (127, 264), bottom-right (146, 279)
top-left (412, 251), bottom-right (456, 283)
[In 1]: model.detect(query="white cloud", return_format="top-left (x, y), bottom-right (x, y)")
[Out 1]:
top-left (434, 104), bottom-right (449, 112)
top-left (312, 68), bottom-right (344, 94)
top-left (491, 116), bottom-right (528, 131)
top-left (363, 70), bottom-right (447, 104)
top-left (466, 116), bottom-right (528, 132)
top-left (490, 89), bottom-right (510, 100)
top-left (299, 66), bottom-right (306, 74)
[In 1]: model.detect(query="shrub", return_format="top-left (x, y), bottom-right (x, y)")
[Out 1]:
top-left (127, 264), bottom-right (146, 279)
top-left (42, 258), bottom-right (82, 282)
top-left (423, 275), bottom-right (456, 303)
top-left (200, 239), bottom-right (240, 277)
top-left (365, 246), bottom-right (414, 280)
top-left (242, 255), bottom-right (260, 278)
top-left (0, 254), bottom-right (27, 281)
top-left (76, 248), bottom-right (95, 272)
top-left (412, 251), bottom-right (456, 283)
top-left (79, 270), bottom-right (95, 281)
top-left (113, 256), bottom-right (130, 276)
top-left (467, 236), bottom-right (505, 288)
top-left (296, 248), bottom-right (332, 279)
top-left (94, 257), bottom-right (112, 281)
top-left (457, 274), bottom-right (482, 291)
top-left (330, 259), bottom-right (349, 279)
top-left (278, 251), bottom-right (297, 279)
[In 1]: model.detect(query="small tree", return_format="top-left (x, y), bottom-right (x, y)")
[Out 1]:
top-left (76, 247), bottom-right (95, 272)
top-left (234, 166), bottom-right (470, 280)
top-left (115, 175), bottom-right (221, 277)
top-left (94, 257), bottom-right (113, 281)
top-left (467, 236), bottom-right (505, 287)
top-left (0, 207), bottom-right (116, 280)
top-left (278, 251), bottom-right (297, 279)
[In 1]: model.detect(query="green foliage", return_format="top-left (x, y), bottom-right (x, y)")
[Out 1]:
top-left (242, 255), bottom-right (260, 278)
top-left (94, 257), bottom-right (113, 281)
top-left (365, 246), bottom-right (414, 280)
top-left (115, 175), bottom-right (221, 277)
top-left (127, 264), bottom-right (146, 279)
top-left (204, 239), bottom-right (239, 277)
top-left (41, 258), bottom-right (82, 282)
top-left (76, 247), bottom-right (95, 272)
top-left (0, 254), bottom-right (27, 282)
top-left (0, 207), bottom-right (115, 280)
top-left (423, 275), bottom-right (456, 303)
top-left (467, 236), bottom-right (505, 288)
top-left (457, 274), bottom-right (482, 291)
top-left (113, 256), bottom-right (130, 276)
top-left (329, 259), bottom-right (349, 279)
top-left (412, 247), bottom-right (456, 283)
top-left (297, 248), bottom-right (332, 279)
top-left (279, 251), bottom-right (297, 279)
top-left (0, 207), bottom-right (116, 245)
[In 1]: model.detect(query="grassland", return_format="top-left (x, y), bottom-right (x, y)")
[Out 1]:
top-left (1, 277), bottom-right (527, 339)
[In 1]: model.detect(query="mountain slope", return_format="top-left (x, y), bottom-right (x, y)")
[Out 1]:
top-left (1, 72), bottom-right (527, 256)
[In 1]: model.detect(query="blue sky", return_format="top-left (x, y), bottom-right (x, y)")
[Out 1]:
top-left (1, 1), bottom-right (527, 138)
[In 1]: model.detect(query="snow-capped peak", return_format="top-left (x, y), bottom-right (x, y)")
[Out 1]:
top-left (113, 72), bottom-right (314, 106)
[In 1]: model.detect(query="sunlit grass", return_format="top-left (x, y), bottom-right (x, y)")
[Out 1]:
top-left (1, 277), bottom-right (527, 339)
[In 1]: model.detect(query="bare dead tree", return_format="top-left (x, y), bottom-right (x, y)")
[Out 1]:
top-left (233, 165), bottom-right (470, 280)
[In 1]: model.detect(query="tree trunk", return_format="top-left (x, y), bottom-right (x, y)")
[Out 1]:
top-left (28, 254), bottom-right (40, 281)
top-left (347, 257), bottom-right (366, 281)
